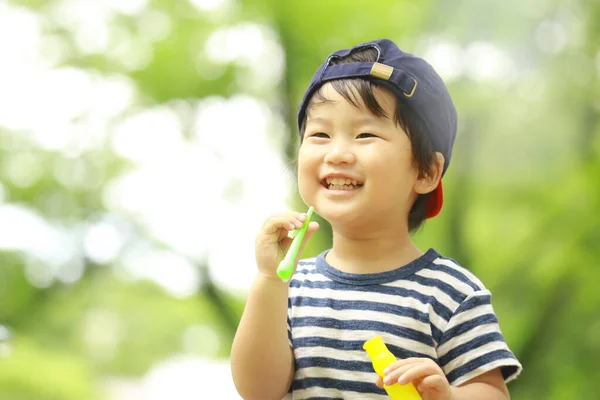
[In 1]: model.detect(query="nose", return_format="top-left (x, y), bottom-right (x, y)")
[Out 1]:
top-left (324, 141), bottom-right (356, 165)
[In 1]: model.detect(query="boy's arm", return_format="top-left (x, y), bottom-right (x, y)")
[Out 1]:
top-left (452, 368), bottom-right (510, 400)
top-left (231, 210), bottom-right (318, 400)
top-left (230, 273), bottom-right (294, 400)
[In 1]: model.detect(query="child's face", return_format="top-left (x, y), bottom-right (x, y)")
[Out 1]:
top-left (298, 82), bottom-right (420, 230)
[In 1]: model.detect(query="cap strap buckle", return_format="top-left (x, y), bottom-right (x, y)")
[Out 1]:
top-left (370, 62), bottom-right (417, 98)
top-left (370, 62), bottom-right (393, 80)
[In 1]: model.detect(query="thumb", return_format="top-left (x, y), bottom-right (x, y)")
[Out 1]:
top-left (294, 221), bottom-right (319, 265)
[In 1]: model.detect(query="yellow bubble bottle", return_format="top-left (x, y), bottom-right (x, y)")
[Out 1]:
top-left (363, 336), bottom-right (422, 400)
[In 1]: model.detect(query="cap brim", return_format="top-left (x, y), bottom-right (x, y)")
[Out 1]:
top-left (425, 180), bottom-right (444, 219)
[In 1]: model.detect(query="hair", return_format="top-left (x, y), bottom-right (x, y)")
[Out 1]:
top-left (298, 47), bottom-right (437, 233)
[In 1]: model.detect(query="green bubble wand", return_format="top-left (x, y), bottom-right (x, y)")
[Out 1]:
top-left (276, 206), bottom-right (314, 282)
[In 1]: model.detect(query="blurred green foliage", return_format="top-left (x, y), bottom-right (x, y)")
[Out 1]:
top-left (1, 0), bottom-right (599, 399)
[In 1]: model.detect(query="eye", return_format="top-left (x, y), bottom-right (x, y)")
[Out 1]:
top-left (357, 133), bottom-right (377, 139)
top-left (310, 132), bottom-right (330, 138)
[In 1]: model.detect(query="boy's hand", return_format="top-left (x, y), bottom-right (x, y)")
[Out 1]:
top-left (376, 358), bottom-right (451, 400)
top-left (255, 211), bottom-right (319, 280)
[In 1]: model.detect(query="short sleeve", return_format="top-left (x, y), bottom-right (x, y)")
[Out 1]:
top-left (436, 289), bottom-right (522, 386)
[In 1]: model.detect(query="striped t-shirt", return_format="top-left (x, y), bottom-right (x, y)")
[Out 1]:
top-left (284, 248), bottom-right (522, 399)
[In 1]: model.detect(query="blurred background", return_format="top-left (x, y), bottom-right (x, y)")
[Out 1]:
top-left (0, 0), bottom-right (599, 398)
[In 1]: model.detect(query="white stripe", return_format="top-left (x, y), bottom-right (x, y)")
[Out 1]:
top-left (442, 340), bottom-right (511, 376)
top-left (433, 258), bottom-right (485, 289)
top-left (294, 345), bottom-right (366, 362)
top-left (416, 268), bottom-right (475, 296)
top-left (296, 259), bottom-right (317, 268)
top-left (298, 257), bottom-right (317, 264)
top-left (292, 270), bottom-right (330, 282)
top-left (293, 305), bottom-right (430, 335)
top-left (445, 300), bottom-right (493, 327)
top-left (292, 326), bottom-right (435, 357)
top-left (383, 279), bottom-right (459, 312)
top-left (289, 285), bottom-right (414, 304)
top-left (294, 366), bottom-right (387, 399)
top-left (295, 366), bottom-right (375, 383)
top-left (437, 322), bottom-right (498, 358)
top-left (293, 344), bottom-right (433, 369)
top-left (290, 285), bottom-right (430, 312)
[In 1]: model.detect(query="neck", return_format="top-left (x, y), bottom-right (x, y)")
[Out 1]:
top-left (327, 221), bottom-right (424, 274)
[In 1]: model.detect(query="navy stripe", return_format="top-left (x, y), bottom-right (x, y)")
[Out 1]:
top-left (289, 279), bottom-right (453, 321)
top-left (296, 357), bottom-right (373, 372)
top-left (438, 314), bottom-right (499, 347)
top-left (426, 263), bottom-right (482, 291)
top-left (446, 349), bottom-right (517, 384)
top-left (291, 317), bottom-right (434, 346)
top-left (291, 377), bottom-right (386, 395)
top-left (295, 266), bottom-right (318, 274)
top-left (294, 269), bottom-right (317, 277)
top-left (405, 274), bottom-right (466, 304)
top-left (439, 332), bottom-right (506, 367)
top-left (386, 343), bottom-right (437, 362)
top-left (296, 261), bottom-right (317, 269)
top-left (431, 323), bottom-right (443, 345)
top-left (455, 293), bottom-right (491, 315)
top-left (294, 261), bottom-right (317, 278)
top-left (293, 336), bottom-right (435, 360)
top-left (291, 296), bottom-right (430, 323)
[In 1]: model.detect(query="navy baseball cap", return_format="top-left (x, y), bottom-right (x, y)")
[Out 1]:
top-left (297, 39), bottom-right (457, 219)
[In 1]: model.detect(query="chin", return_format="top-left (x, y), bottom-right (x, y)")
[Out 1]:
top-left (311, 200), bottom-right (365, 226)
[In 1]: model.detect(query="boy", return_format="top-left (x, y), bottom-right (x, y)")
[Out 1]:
top-left (231, 38), bottom-right (522, 399)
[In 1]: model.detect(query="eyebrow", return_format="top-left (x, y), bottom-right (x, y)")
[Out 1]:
top-left (353, 116), bottom-right (384, 125)
top-left (306, 115), bottom-right (384, 126)
top-left (305, 116), bottom-right (331, 124)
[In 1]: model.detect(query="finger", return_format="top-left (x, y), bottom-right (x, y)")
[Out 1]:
top-left (383, 363), bottom-right (418, 385)
top-left (279, 220), bottom-right (317, 251)
top-left (383, 358), bottom-right (424, 374)
top-left (288, 221), bottom-right (319, 270)
top-left (296, 220), bottom-right (319, 250)
top-left (397, 364), bottom-right (440, 385)
top-left (417, 375), bottom-right (448, 393)
top-left (261, 212), bottom-right (307, 237)
top-left (382, 358), bottom-right (425, 385)
top-left (306, 220), bottom-right (320, 235)
top-left (375, 375), bottom-right (384, 389)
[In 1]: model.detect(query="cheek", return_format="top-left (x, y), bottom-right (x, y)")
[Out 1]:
top-left (297, 147), bottom-right (318, 190)
top-left (368, 149), bottom-right (417, 191)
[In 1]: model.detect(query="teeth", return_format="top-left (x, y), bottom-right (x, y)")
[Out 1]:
top-left (325, 177), bottom-right (361, 186)
top-left (328, 184), bottom-right (358, 190)
top-left (324, 177), bottom-right (363, 190)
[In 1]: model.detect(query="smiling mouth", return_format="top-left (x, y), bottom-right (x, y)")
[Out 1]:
top-left (321, 177), bottom-right (364, 190)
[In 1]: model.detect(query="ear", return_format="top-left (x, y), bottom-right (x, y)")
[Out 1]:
top-left (414, 152), bottom-right (444, 195)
